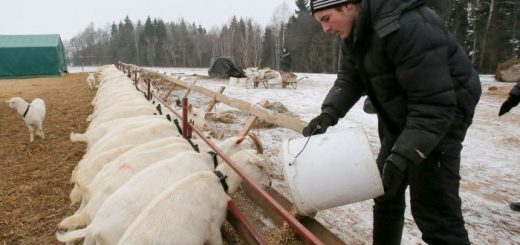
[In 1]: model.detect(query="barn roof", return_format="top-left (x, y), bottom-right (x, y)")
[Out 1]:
top-left (0, 34), bottom-right (62, 48)
top-left (0, 34), bottom-right (68, 78)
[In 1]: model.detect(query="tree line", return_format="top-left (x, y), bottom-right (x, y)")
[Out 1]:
top-left (67, 0), bottom-right (519, 74)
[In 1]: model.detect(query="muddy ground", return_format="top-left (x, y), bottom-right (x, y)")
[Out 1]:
top-left (0, 74), bottom-right (93, 244)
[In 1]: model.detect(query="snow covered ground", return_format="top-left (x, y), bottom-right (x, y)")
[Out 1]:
top-left (72, 67), bottom-right (520, 244)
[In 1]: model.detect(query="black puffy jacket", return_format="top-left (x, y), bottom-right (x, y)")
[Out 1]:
top-left (320, 0), bottom-right (481, 165)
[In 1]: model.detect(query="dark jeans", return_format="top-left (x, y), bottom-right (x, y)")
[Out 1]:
top-left (373, 137), bottom-right (470, 245)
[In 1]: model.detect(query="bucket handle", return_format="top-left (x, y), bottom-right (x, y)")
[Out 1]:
top-left (286, 134), bottom-right (315, 166)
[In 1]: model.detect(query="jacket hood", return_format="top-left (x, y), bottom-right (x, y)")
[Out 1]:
top-left (352, 0), bottom-right (424, 44)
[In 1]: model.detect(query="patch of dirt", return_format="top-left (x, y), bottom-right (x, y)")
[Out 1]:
top-left (501, 137), bottom-right (520, 145)
top-left (0, 74), bottom-right (94, 244)
top-left (482, 192), bottom-right (509, 204)
top-left (484, 86), bottom-right (511, 97)
top-left (461, 182), bottom-right (480, 192)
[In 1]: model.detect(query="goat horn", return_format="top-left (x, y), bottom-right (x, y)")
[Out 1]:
top-left (247, 132), bottom-right (264, 154)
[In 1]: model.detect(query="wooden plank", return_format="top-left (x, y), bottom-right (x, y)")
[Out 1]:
top-left (206, 85), bottom-right (226, 113)
top-left (239, 100), bottom-right (269, 137)
top-left (240, 117), bottom-right (258, 138)
top-left (183, 80), bottom-right (198, 98)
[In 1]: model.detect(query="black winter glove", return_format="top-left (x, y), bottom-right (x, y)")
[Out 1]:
top-left (382, 154), bottom-right (409, 199)
top-left (499, 95), bottom-right (520, 116)
top-left (302, 113), bottom-right (333, 137)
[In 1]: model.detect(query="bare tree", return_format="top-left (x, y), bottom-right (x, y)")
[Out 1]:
top-left (270, 1), bottom-right (292, 69)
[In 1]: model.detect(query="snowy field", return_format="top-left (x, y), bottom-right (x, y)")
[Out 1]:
top-left (71, 67), bottom-right (520, 244)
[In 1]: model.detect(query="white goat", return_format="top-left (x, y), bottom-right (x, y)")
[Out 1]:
top-left (116, 149), bottom-right (270, 245)
top-left (6, 97), bottom-right (46, 142)
top-left (86, 73), bottom-right (96, 90)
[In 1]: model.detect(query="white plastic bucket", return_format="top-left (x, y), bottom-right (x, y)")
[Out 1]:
top-left (280, 127), bottom-right (384, 216)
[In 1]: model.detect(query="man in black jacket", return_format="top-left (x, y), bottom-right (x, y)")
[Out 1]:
top-left (304, 0), bottom-right (481, 244)
top-left (281, 48), bottom-right (292, 72)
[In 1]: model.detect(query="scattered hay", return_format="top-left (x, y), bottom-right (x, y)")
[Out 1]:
top-left (211, 111), bottom-right (237, 124)
top-left (264, 209), bottom-right (302, 244)
top-left (265, 222), bottom-right (301, 245)
top-left (255, 101), bottom-right (298, 129)
top-left (222, 222), bottom-right (243, 244)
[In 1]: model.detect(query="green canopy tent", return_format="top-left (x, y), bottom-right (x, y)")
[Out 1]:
top-left (0, 34), bottom-right (68, 78)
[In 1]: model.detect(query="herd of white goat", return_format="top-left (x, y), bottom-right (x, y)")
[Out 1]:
top-left (56, 65), bottom-right (271, 244)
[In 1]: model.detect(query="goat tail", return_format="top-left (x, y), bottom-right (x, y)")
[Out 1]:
top-left (70, 132), bottom-right (87, 142)
top-left (58, 212), bottom-right (89, 229)
top-left (69, 185), bottom-right (82, 204)
top-left (56, 227), bottom-right (88, 243)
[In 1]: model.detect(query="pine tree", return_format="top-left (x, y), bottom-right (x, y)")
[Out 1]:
top-left (295, 0), bottom-right (309, 15)
top-left (260, 27), bottom-right (275, 68)
top-left (155, 19), bottom-right (168, 66)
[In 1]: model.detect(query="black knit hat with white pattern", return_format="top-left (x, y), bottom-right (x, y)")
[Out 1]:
top-left (310, 0), bottom-right (362, 14)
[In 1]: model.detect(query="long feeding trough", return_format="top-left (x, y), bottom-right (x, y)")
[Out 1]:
top-left (117, 61), bottom-right (377, 244)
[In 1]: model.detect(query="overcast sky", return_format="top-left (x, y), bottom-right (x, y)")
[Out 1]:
top-left (0, 0), bottom-right (296, 41)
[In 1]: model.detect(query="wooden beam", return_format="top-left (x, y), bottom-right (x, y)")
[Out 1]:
top-left (206, 86), bottom-right (226, 113)
top-left (183, 80), bottom-right (198, 98)
top-left (239, 100), bottom-right (269, 137)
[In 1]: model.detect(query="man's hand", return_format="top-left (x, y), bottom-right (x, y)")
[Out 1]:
top-left (382, 154), bottom-right (409, 199)
top-left (499, 95), bottom-right (520, 116)
top-left (302, 113), bottom-right (333, 137)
